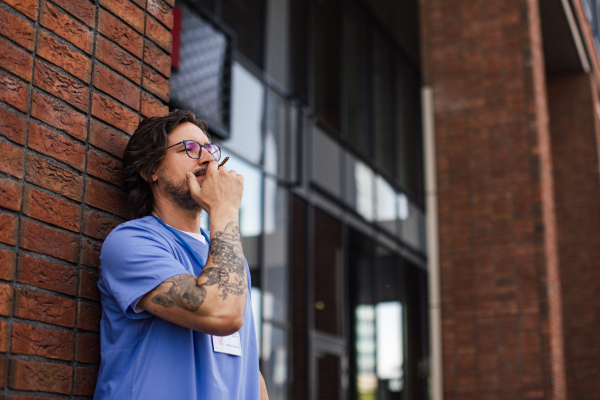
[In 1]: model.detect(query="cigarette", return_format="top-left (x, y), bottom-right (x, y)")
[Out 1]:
top-left (218, 157), bottom-right (229, 168)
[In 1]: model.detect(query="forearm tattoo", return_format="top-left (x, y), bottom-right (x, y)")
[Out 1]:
top-left (152, 222), bottom-right (247, 311)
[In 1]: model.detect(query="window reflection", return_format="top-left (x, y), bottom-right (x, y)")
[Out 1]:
top-left (399, 199), bottom-right (426, 252)
top-left (264, 90), bottom-right (287, 178)
top-left (262, 323), bottom-right (288, 400)
top-left (375, 175), bottom-right (397, 234)
top-left (226, 63), bottom-right (264, 165)
top-left (312, 128), bottom-right (342, 198)
top-left (355, 160), bottom-right (375, 222)
top-left (252, 287), bottom-right (262, 353)
top-left (375, 302), bottom-right (403, 388)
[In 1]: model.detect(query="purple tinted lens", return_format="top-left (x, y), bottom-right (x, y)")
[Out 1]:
top-left (205, 144), bottom-right (221, 161)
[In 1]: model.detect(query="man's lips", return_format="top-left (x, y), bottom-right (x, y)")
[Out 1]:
top-left (193, 168), bottom-right (207, 177)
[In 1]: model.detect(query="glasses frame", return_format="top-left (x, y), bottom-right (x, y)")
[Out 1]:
top-left (166, 140), bottom-right (221, 161)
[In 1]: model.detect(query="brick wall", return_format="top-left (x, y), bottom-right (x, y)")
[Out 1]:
top-left (420, 0), bottom-right (567, 398)
top-left (0, 0), bottom-right (172, 397)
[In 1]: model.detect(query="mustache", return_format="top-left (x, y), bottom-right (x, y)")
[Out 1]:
top-left (193, 167), bottom-right (208, 177)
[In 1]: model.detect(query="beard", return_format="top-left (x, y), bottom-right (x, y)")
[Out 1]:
top-left (158, 168), bottom-right (204, 212)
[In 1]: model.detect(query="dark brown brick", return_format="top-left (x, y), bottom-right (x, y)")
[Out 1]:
top-left (75, 333), bottom-right (100, 364)
top-left (39, 1), bottom-right (93, 55)
top-left (77, 302), bottom-right (101, 332)
top-left (0, 320), bottom-right (9, 352)
top-left (147, 0), bottom-right (172, 30)
top-left (11, 323), bottom-right (73, 361)
top-left (81, 238), bottom-right (101, 269)
top-left (0, 107), bottom-right (27, 145)
top-left (79, 270), bottom-right (100, 301)
top-left (0, 178), bottom-right (21, 212)
top-left (0, 37), bottom-right (33, 82)
top-left (144, 39), bottom-right (170, 78)
top-left (84, 209), bottom-right (121, 240)
top-left (0, 213), bottom-right (18, 246)
top-left (163, 0), bottom-right (173, 7)
top-left (35, 30), bottom-right (91, 83)
top-left (94, 35), bottom-right (142, 84)
top-left (49, 0), bottom-right (95, 26)
top-left (17, 253), bottom-right (78, 295)
top-left (0, 70), bottom-right (29, 112)
top-left (0, 356), bottom-right (6, 389)
top-left (14, 288), bottom-right (76, 328)
top-left (98, 8), bottom-right (143, 58)
top-left (142, 65), bottom-right (169, 102)
top-left (73, 366), bottom-right (98, 395)
top-left (101, 0), bottom-right (145, 33)
top-left (87, 148), bottom-right (124, 188)
top-left (0, 141), bottom-right (24, 179)
top-left (0, 283), bottom-right (13, 316)
top-left (91, 91), bottom-right (138, 134)
top-left (33, 60), bottom-right (88, 111)
top-left (89, 119), bottom-right (128, 158)
top-left (30, 91), bottom-right (87, 140)
top-left (140, 90), bottom-right (167, 118)
top-left (93, 63), bottom-right (140, 109)
top-left (22, 187), bottom-right (81, 232)
top-left (3, 0), bottom-right (38, 21)
top-left (8, 395), bottom-right (63, 400)
top-left (28, 120), bottom-right (86, 171)
top-left (19, 219), bottom-right (79, 262)
top-left (8, 359), bottom-right (72, 394)
top-left (85, 177), bottom-right (130, 218)
top-left (0, 248), bottom-right (16, 281)
top-left (25, 153), bottom-right (84, 201)
top-left (145, 14), bottom-right (171, 53)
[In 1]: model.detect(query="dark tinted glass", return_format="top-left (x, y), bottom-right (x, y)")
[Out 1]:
top-left (221, 0), bottom-right (266, 68)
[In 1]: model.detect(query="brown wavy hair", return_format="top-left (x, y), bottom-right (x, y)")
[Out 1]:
top-left (122, 109), bottom-right (210, 219)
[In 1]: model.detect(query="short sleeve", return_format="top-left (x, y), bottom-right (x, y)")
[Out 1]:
top-left (100, 223), bottom-right (191, 319)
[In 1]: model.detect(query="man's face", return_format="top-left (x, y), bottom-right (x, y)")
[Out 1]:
top-left (151, 122), bottom-right (214, 211)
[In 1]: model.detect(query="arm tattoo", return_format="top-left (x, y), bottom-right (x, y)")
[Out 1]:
top-left (152, 221), bottom-right (247, 311)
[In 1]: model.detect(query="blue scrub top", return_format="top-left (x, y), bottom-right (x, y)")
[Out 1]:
top-left (94, 216), bottom-right (260, 400)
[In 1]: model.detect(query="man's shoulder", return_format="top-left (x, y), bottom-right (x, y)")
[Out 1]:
top-left (103, 216), bottom-right (165, 247)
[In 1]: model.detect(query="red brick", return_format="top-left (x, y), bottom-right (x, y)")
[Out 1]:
top-left (91, 91), bottom-right (138, 134)
top-left (93, 63), bottom-right (140, 109)
top-left (0, 7), bottom-right (35, 50)
top-left (84, 209), bottom-right (121, 240)
top-left (0, 356), bottom-right (6, 389)
top-left (28, 121), bottom-right (85, 171)
top-left (33, 60), bottom-right (88, 111)
top-left (163, 0), bottom-right (173, 7)
top-left (22, 186), bottom-right (81, 232)
top-left (79, 270), bottom-right (100, 301)
top-left (17, 253), bottom-right (77, 295)
top-left (0, 213), bottom-right (18, 246)
top-left (145, 14), bottom-right (171, 53)
top-left (39, 1), bottom-right (93, 55)
top-left (101, 0), bottom-right (145, 33)
top-left (3, 0), bottom-right (38, 21)
top-left (73, 366), bottom-right (98, 395)
top-left (49, 0), bottom-right (95, 26)
top-left (35, 30), bottom-right (91, 83)
top-left (11, 323), bottom-right (73, 361)
top-left (19, 219), bottom-right (79, 262)
top-left (0, 283), bottom-right (13, 316)
top-left (75, 333), bottom-right (100, 363)
top-left (98, 8), bottom-right (143, 58)
top-left (8, 359), bottom-right (72, 394)
top-left (8, 395), bottom-right (63, 400)
top-left (0, 37), bottom-right (33, 81)
top-left (144, 39), bottom-right (170, 78)
top-left (0, 70), bottom-right (29, 112)
top-left (81, 238), bottom-right (101, 268)
top-left (87, 148), bottom-right (125, 187)
top-left (0, 248), bottom-right (16, 281)
top-left (147, 0), bottom-right (173, 30)
top-left (89, 119), bottom-right (129, 158)
top-left (0, 320), bottom-right (8, 352)
top-left (30, 91), bottom-right (87, 140)
top-left (94, 35), bottom-right (142, 84)
top-left (142, 65), bottom-right (169, 102)
top-left (25, 153), bottom-right (84, 201)
top-left (14, 288), bottom-right (76, 328)
top-left (0, 178), bottom-right (21, 212)
top-left (140, 91), bottom-right (167, 118)
top-left (85, 178), bottom-right (130, 218)
top-left (0, 141), bottom-right (24, 178)
top-left (77, 302), bottom-right (101, 332)
top-left (0, 107), bottom-right (27, 145)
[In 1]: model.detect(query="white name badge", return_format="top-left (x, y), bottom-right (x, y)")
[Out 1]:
top-left (212, 332), bottom-right (242, 356)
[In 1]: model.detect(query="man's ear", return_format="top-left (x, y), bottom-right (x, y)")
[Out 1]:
top-left (139, 170), bottom-right (158, 183)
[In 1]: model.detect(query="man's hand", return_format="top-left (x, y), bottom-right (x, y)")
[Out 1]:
top-left (186, 160), bottom-right (244, 217)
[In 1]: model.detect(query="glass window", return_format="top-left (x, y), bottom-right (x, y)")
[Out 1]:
top-left (264, 89), bottom-right (287, 178)
top-left (261, 323), bottom-right (289, 400)
top-left (226, 62), bottom-right (264, 165)
top-left (265, 0), bottom-right (290, 89)
top-left (399, 197), bottom-right (426, 252)
top-left (221, 0), bottom-right (266, 69)
top-left (375, 175), bottom-right (397, 234)
top-left (345, 153), bottom-right (375, 221)
top-left (290, 0), bottom-right (308, 103)
top-left (263, 177), bottom-right (289, 322)
top-left (312, 127), bottom-right (342, 198)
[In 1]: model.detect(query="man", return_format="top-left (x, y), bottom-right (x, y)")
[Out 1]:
top-left (94, 110), bottom-right (268, 399)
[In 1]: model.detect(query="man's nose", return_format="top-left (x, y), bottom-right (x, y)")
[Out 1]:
top-left (198, 146), bottom-right (214, 164)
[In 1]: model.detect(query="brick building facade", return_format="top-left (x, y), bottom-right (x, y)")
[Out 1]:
top-left (0, 0), bottom-right (599, 399)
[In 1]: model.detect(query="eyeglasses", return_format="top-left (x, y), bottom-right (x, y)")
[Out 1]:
top-left (166, 140), bottom-right (221, 162)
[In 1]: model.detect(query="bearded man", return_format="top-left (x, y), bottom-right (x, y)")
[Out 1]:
top-left (93, 110), bottom-right (268, 400)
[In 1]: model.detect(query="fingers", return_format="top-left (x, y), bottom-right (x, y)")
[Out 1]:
top-left (206, 160), bottom-right (219, 172)
top-left (186, 171), bottom-right (201, 194)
